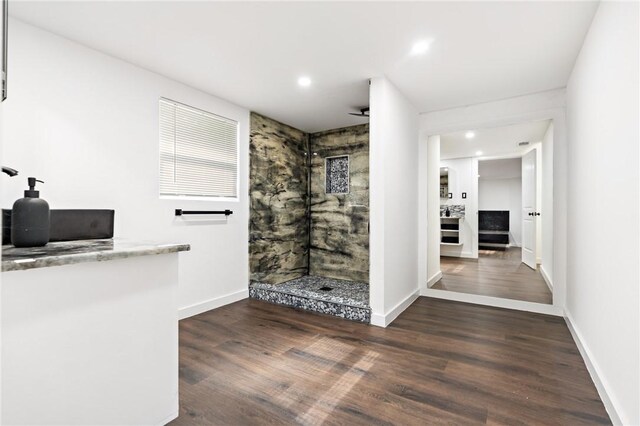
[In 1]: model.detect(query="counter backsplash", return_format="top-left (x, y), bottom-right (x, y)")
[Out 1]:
top-left (440, 204), bottom-right (465, 217)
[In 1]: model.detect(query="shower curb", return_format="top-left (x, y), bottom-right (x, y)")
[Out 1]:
top-left (249, 286), bottom-right (371, 323)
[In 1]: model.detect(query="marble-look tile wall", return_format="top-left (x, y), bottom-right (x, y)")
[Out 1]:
top-left (249, 113), bottom-right (309, 284)
top-left (309, 124), bottom-right (369, 282)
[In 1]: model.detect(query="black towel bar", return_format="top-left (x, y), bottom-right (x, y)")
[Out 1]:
top-left (175, 209), bottom-right (233, 216)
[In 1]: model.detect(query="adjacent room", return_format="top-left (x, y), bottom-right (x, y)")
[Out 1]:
top-left (431, 120), bottom-right (554, 304)
top-left (0, 1), bottom-right (638, 425)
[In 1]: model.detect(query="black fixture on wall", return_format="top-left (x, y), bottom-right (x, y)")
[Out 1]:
top-left (348, 107), bottom-right (369, 118)
top-left (175, 209), bottom-right (233, 216)
top-left (462, 192), bottom-right (467, 199)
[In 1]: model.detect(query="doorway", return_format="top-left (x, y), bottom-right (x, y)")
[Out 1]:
top-left (427, 119), bottom-right (554, 305)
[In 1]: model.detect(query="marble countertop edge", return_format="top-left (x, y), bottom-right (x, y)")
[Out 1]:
top-left (2, 239), bottom-right (191, 272)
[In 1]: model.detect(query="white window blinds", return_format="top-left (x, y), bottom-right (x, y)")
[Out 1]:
top-left (159, 98), bottom-right (239, 198)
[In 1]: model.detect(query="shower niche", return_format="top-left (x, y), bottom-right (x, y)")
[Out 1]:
top-left (248, 113), bottom-right (370, 322)
top-left (325, 155), bottom-right (349, 194)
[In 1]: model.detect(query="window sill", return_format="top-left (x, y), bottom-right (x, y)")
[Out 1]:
top-left (160, 195), bottom-right (240, 203)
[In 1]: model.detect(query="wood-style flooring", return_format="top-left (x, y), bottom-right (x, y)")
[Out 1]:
top-left (171, 297), bottom-right (609, 425)
top-left (433, 248), bottom-right (553, 304)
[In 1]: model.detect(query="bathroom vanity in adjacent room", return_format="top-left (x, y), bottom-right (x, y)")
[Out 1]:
top-left (1, 239), bottom-right (190, 425)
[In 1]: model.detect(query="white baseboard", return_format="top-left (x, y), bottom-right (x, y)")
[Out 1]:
top-left (540, 265), bottom-right (553, 292)
top-left (422, 288), bottom-right (562, 316)
top-left (371, 289), bottom-right (420, 328)
top-left (564, 311), bottom-right (622, 425)
top-left (441, 251), bottom-right (476, 259)
top-left (157, 410), bottom-right (178, 426)
top-left (179, 288), bottom-right (248, 320)
top-left (427, 271), bottom-right (443, 288)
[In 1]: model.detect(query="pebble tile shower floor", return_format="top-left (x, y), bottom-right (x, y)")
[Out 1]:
top-left (249, 276), bottom-right (371, 323)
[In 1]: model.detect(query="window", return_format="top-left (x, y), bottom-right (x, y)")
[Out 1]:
top-left (159, 98), bottom-right (239, 199)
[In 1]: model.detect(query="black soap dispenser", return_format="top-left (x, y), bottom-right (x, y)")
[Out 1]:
top-left (11, 177), bottom-right (50, 247)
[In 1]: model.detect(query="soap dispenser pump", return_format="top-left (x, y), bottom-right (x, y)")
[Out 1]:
top-left (11, 177), bottom-right (50, 247)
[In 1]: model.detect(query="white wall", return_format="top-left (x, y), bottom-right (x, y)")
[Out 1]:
top-left (541, 122), bottom-right (554, 284)
top-left (535, 144), bottom-right (542, 263)
top-left (426, 135), bottom-right (441, 286)
top-left (0, 70), bottom-right (4, 423)
top-left (565, 2), bottom-right (639, 425)
top-left (369, 77), bottom-right (420, 326)
top-left (440, 157), bottom-right (478, 258)
top-left (478, 177), bottom-right (522, 246)
top-left (2, 19), bottom-right (250, 318)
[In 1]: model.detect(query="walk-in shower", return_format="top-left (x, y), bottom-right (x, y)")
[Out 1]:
top-left (248, 112), bottom-right (370, 321)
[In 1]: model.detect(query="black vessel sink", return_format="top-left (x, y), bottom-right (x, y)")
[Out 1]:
top-left (2, 209), bottom-right (114, 245)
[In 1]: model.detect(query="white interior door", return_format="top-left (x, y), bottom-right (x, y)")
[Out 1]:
top-left (521, 150), bottom-right (537, 269)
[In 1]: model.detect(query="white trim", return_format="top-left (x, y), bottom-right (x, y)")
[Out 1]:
top-left (564, 311), bottom-right (621, 425)
top-left (371, 289), bottom-right (420, 328)
top-left (160, 194), bottom-right (240, 203)
top-left (540, 265), bottom-right (553, 292)
top-left (441, 251), bottom-right (475, 259)
top-left (421, 288), bottom-right (562, 316)
top-left (427, 271), bottom-right (443, 288)
top-left (179, 288), bottom-right (248, 320)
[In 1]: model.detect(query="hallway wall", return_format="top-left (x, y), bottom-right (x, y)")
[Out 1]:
top-left (565, 2), bottom-right (639, 424)
top-left (249, 113), bottom-right (309, 284)
top-left (540, 122), bottom-right (554, 283)
top-left (369, 77), bottom-right (420, 326)
top-left (309, 124), bottom-right (369, 282)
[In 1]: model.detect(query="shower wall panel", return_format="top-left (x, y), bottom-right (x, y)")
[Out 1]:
top-left (309, 124), bottom-right (369, 282)
top-left (249, 113), bottom-right (309, 284)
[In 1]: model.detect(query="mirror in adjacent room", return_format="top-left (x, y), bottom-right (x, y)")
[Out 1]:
top-left (439, 167), bottom-right (448, 199)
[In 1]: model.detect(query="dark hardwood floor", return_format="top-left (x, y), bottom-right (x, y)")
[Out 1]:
top-left (433, 248), bottom-right (553, 304)
top-left (171, 298), bottom-right (609, 425)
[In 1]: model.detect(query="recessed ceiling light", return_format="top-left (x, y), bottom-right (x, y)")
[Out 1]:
top-left (465, 131), bottom-right (475, 139)
top-left (444, 168), bottom-right (448, 171)
top-left (297, 76), bottom-right (311, 87)
top-left (476, 151), bottom-right (483, 156)
top-left (410, 40), bottom-right (431, 56)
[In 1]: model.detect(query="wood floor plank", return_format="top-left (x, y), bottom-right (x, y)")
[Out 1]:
top-left (433, 248), bottom-right (553, 304)
top-left (171, 297), bottom-right (609, 425)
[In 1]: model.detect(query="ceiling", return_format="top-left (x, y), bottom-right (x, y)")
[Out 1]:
top-left (440, 119), bottom-right (551, 160)
top-left (10, 2), bottom-right (598, 133)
